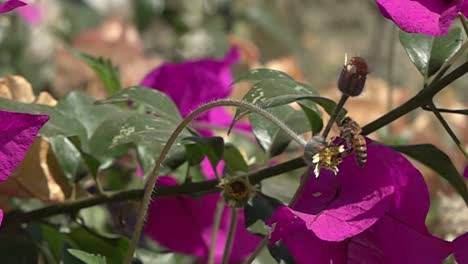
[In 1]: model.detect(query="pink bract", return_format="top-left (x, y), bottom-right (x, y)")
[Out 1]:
top-left (140, 47), bottom-right (251, 135)
top-left (0, 110), bottom-right (49, 225)
top-left (16, 2), bottom-right (44, 25)
top-left (376, 0), bottom-right (468, 36)
top-left (268, 141), bottom-right (459, 263)
top-left (0, 0), bottom-right (26, 14)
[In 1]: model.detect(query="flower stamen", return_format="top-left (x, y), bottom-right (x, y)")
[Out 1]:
top-left (311, 144), bottom-right (345, 177)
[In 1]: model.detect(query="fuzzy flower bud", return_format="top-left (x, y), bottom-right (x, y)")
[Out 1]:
top-left (337, 55), bottom-right (368, 97)
top-left (220, 176), bottom-right (256, 208)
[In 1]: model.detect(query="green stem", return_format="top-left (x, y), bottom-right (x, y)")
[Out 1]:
top-left (421, 105), bottom-right (468, 115)
top-left (125, 99), bottom-right (304, 263)
top-left (243, 235), bottom-right (269, 264)
top-left (208, 198), bottom-right (225, 264)
top-left (222, 208), bottom-right (238, 264)
top-left (3, 157), bottom-right (306, 226)
top-left (362, 60), bottom-right (468, 135)
top-left (321, 95), bottom-right (349, 139)
top-left (427, 101), bottom-right (468, 160)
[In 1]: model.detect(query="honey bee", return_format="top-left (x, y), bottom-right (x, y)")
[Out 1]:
top-left (351, 134), bottom-right (367, 167)
top-left (339, 116), bottom-right (367, 167)
top-left (339, 116), bottom-right (361, 142)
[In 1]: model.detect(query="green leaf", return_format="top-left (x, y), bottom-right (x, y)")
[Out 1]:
top-left (0, 97), bottom-right (86, 138)
top-left (31, 224), bottom-right (77, 261)
top-left (68, 227), bottom-right (128, 264)
top-left (0, 231), bottom-right (39, 264)
top-left (250, 105), bottom-right (311, 156)
top-left (67, 249), bottom-right (107, 264)
top-left (184, 143), bottom-right (206, 166)
top-left (134, 249), bottom-right (196, 264)
top-left (49, 136), bottom-right (82, 181)
top-left (136, 144), bottom-right (188, 177)
top-left (96, 86), bottom-right (182, 123)
top-left (244, 192), bottom-right (283, 227)
top-left (90, 112), bottom-right (189, 167)
top-left (399, 28), bottom-right (463, 77)
top-left (56, 91), bottom-right (127, 150)
top-left (243, 193), bottom-right (295, 263)
top-left (229, 77), bottom-right (338, 133)
top-left (238, 79), bottom-right (316, 109)
top-left (223, 144), bottom-right (249, 173)
top-left (95, 87), bottom-right (189, 168)
top-left (105, 114), bottom-right (187, 147)
top-left (86, 112), bottom-right (135, 163)
top-left (72, 50), bottom-right (121, 95)
top-left (268, 241), bottom-right (297, 264)
top-left (249, 245), bottom-right (278, 264)
top-left (68, 136), bottom-right (101, 177)
top-left (392, 144), bottom-right (468, 204)
top-left (299, 103), bottom-right (323, 134)
top-left (183, 136), bottom-right (224, 171)
top-left (233, 68), bottom-right (294, 84)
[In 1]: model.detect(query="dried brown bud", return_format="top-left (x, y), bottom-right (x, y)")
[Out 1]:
top-left (337, 56), bottom-right (368, 97)
top-left (220, 176), bottom-right (256, 208)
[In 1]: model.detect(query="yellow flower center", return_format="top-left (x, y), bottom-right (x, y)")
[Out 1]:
top-left (312, 145), bottom-right (345, 177)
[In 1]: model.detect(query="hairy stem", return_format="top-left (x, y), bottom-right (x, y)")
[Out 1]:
top-left (208, 199), bottom-right (225, 264)
top-left (222, 208), bottom-right (238, 264)
top-left (125, 99), bottom-right (305, 263)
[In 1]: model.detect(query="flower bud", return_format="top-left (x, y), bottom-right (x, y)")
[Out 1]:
top-left (337, 56), bottom-right (368, 97)
top-left (220, 176), bottom-right (256, 208)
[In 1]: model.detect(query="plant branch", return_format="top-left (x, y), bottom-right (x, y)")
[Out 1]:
top-left (362, 60), bottom-right (468, 135)
top-left (427, 101), bottom-right (468, 159)
top-left (421, 105), bottom-right (468, 115)
top-left (208, 198), bottom-right (224, 264)
top-left (222, 208), bottom-right (238, 264)
top-left (321, 95), bottom-right (349, 139)
top-left (2, 157), bottom-right (306, 226)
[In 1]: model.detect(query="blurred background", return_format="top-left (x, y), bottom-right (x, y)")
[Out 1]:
top-left (1, 0), bottom-right (466, 245)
